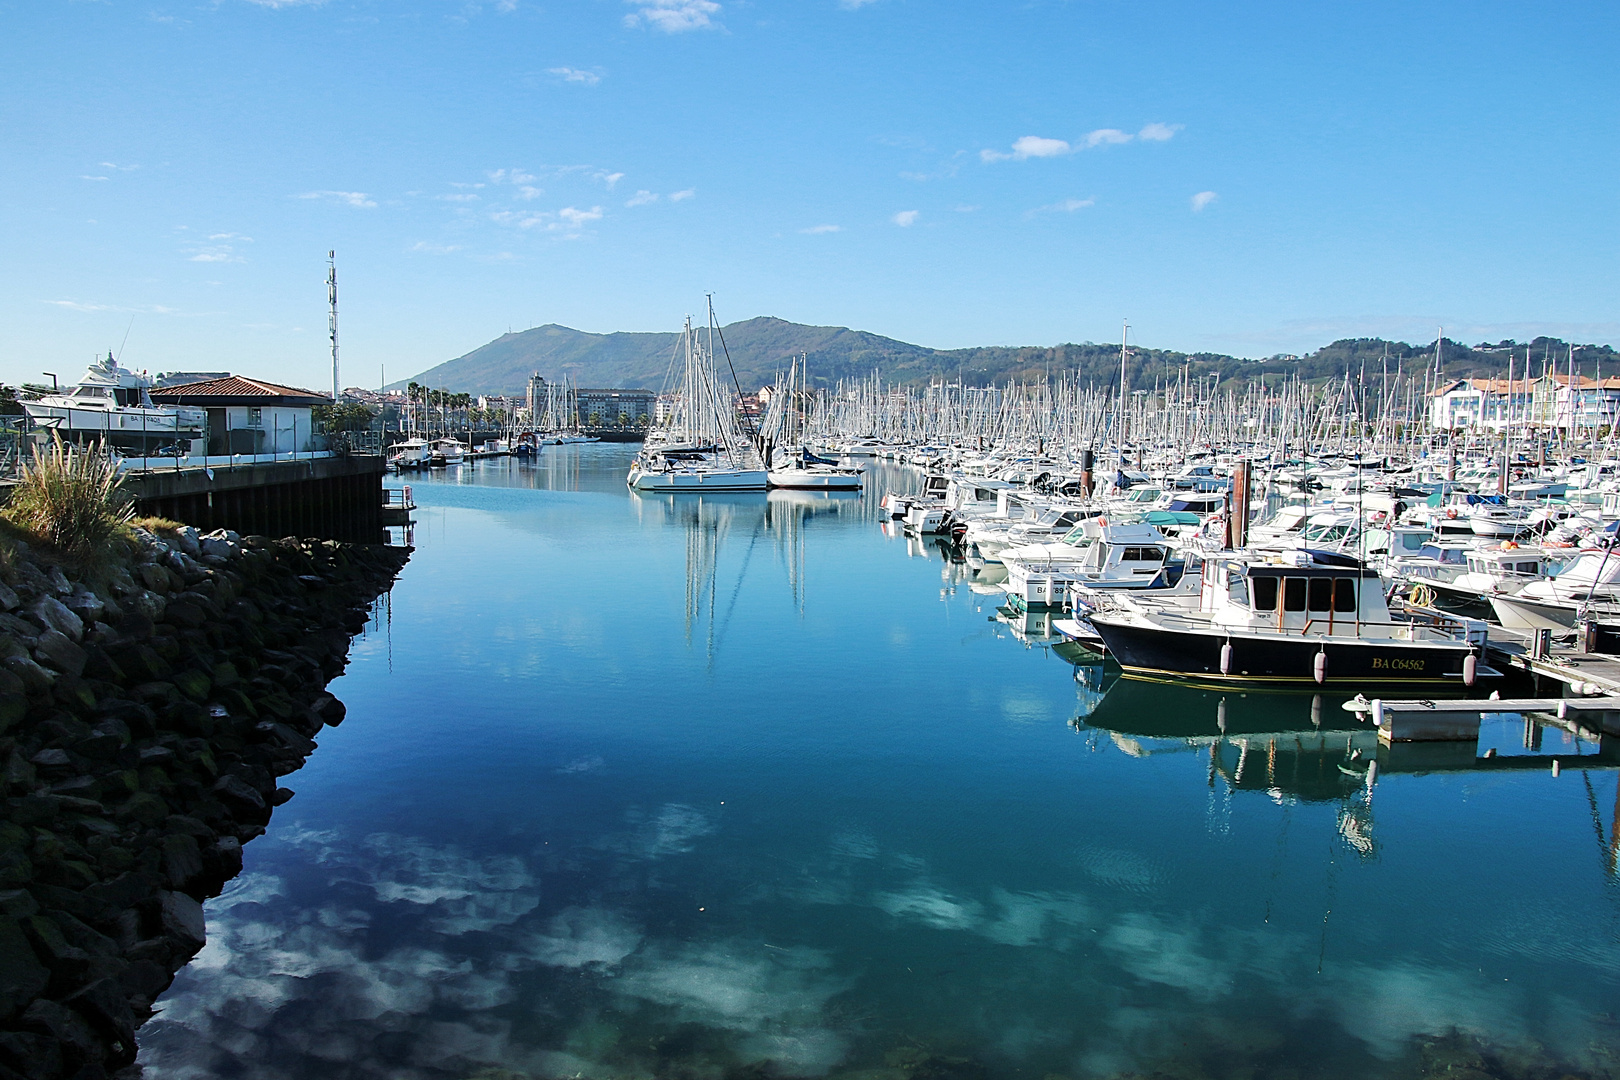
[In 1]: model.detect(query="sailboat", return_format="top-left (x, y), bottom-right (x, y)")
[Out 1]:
top-left (627, 308), bottom-right (768, 492)
top-left (762, 354), bottom-right (863, 490)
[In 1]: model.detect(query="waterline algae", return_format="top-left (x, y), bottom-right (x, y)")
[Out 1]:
top-left (138, 448), bottom-right (1619, 1080)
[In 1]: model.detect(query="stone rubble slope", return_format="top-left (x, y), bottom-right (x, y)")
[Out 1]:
top-left (0, 524), bottom-right (410, 1079)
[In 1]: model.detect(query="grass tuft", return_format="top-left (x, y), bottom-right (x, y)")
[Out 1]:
top-left (3, 435), bottom-right (135, 565)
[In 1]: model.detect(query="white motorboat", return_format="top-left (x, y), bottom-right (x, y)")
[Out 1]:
top-left (24, 355), bottom-right (206, 454)
top-left (1002, 521), bottom-right (1177, 610)
top-left (389, 437), bottom-right (433, 469)
top-left (1489, 548), bottom-right (1620, 631)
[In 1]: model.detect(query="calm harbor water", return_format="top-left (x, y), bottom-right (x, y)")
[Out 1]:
top-left (140, 445), bottom-right (1620, 1080)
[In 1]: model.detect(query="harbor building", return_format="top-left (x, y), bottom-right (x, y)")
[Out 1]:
top-left (150, 375), bottom-right (330, 456)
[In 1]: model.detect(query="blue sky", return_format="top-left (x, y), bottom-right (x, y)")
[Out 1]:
top-left (1, 0), bottom-right (1615, 391)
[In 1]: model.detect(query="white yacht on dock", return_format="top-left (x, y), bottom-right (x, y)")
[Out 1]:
top-left (24, 355), bottom-right (206, 454)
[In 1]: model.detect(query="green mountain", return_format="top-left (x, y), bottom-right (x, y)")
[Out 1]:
top-left (399, 320), bottom-right (1620, 396)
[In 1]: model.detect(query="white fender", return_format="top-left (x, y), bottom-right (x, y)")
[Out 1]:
top-left (1313, 651), bottom-right (1327, 685)
top-left (1462, 653), bottom-right (1477, 687)
top-left (1220, 641), bottom-right (1233, 675)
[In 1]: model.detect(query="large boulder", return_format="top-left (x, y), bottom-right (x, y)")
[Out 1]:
top-left (27, 597), bottom-right (82, 642)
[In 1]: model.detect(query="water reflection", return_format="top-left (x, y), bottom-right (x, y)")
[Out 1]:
top-left (139, 447), bottom-right (1620, 1080)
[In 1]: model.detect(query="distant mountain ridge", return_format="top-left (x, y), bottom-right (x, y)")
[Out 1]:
top-left (397, 318), bottom-right (1620, 396)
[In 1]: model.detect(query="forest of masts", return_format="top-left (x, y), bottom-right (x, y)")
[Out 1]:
top-left (798, 360), bottom-right (1616, 462)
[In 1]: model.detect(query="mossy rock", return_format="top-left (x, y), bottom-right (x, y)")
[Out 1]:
top-left (171, 669), bottom-right (211, 703)
top-left (116, 792), bottom-right (169, 827)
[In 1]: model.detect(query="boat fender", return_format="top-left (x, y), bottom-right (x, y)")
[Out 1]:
top-left (1463, 653), bottom-right (1477, 687)
top-left (1445, 507), bottom-right (1458, 519)
top-left (1313, 650), bottom-right (1327, 685)
top-left (1220, 641), bottom-right (1233, 675)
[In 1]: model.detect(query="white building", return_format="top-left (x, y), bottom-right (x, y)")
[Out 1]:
top-left (150, 376), bottom-right (329, 455)
top-left (1430, 374), bottom-right (1620, 432)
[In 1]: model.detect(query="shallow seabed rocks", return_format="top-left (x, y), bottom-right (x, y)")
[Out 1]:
top-left (0, 525), bottom-right (409, 1078)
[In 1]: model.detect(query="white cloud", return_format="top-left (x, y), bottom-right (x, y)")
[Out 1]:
top-left (981, 135), bottom-right (1072, 163)
top-left (1191, 190), bottom-right (1218, 212)
top-left (799, 224), bottom-right (842, 234)
top-left (1084, 128), bottom-right (1133, 147)
top-left (208, 232), bottom-right (252, 241)
top-left (548, 67), bottom-right (601, 85)
top-left (80, 175), bottom-right (110, 182)
top-left (1033, 197), bottom-right (1095, 214)
top-left (839, 0), bottom-right (879, 7)
top-left (410, 241), bottom-right (463, 254)
top-left (297, 190), bottom-right (376, 208)
top-left (439, 193), bottom-right (480, 202)
top-left (668, 188), bottom-right (695, 201)
top-left (508, 170), bottom-right (536, 184)
top-left (1138, 122), bottom-right (1182, 142)
top-left (601, 172), bottom-right (625, 189)
top-left (517, 185), bottom-right (544, 200)
top-left (242, 0), bottom-right (326, 7)
top-left (626, 190), bottom-right (660, 207)
top-left (495, 0), bottom-right (518, 10)
top-left (453, 180), bottom-right (488, 189)
top-left (99, 162), bottom-right (139, 171)
top-left (189, 252), bottom-right (241, 263)
top-left (954, 204), bottom-right (980, 213)
top-left (892, 210), bottom-right (919, 227)
top-left (558, 205), bottom-right (604, 228)
top-left (624, 0), bottom-right (720, 32)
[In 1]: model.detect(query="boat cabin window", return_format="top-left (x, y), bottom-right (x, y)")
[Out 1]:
top-left (1284, 578), bottom-right (1307, 611)
top-left (1515, 561), bottom-right (1538, 575)
top-left (1121, 547), bottom-right (1165, 562)
top-left (1252, 576), bottom-right (1279, 611)
top-left (1335, 578), bottom-right (1357, 611)
top-left (71, 386), bottom-right (107, 399)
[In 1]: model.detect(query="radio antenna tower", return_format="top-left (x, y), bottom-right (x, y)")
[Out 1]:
top-left (327, 250), bottom-right (340, 403)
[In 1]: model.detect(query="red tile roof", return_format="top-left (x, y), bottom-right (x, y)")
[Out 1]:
top-left (150, 376), bottom-right (329, 403)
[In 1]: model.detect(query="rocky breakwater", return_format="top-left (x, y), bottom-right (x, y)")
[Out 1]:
top-left (0, 526), bottom-right (409, 1079)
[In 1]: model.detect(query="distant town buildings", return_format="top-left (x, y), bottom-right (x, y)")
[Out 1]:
top-left (1430, 374), bottom-right (1620, 431)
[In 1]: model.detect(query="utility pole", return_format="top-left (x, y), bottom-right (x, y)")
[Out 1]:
top-left (328, 251), bottom-right (340, 404)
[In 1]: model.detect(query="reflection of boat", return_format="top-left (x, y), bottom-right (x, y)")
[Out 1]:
top-left (25, 355), bottom-right (206, 454)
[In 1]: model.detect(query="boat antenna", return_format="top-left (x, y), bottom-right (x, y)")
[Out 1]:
top-left (328, 250), bottom-right (341, 404)
top-left (117, 316), bottom-right (135, 365)
top-left (706, 294), bottom-right (757, 442)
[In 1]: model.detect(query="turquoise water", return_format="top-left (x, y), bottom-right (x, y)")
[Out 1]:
top-left (139, 445), bottom-right (1620, 1080)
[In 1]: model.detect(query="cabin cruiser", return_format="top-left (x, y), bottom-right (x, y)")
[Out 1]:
top-left (1001, 521), bottom-right (1178, 610)
top-left (1090, 549), bottom-right (1493, 687)
top-left (389, 437), bottom-right (433, 469)
top-left (24, 355), bottom-right (205, 454)
top-left (429, 438), bottom-right (467, 467)
top-left (1489, 548), bottom-right (1620, 631)
top-left (1415, 546), bottom-right (1554, 621)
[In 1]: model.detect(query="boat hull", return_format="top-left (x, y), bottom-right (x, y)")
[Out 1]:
top-left (629, 467), bottom-right (769, 492)
top-left (1091, 616), bottom-right (1481, 687)
top-left (767, 469), bottom-right (863, 490)
top-left (1489, 593), bottom-right (1578, 632)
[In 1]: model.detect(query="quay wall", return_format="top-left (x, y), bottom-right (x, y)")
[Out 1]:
top-left (123, 455), bottom-right (386, 543)
top-left (0, 526), bottom-right (409, 1077)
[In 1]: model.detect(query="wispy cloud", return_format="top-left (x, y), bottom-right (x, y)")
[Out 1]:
top-left (410, 241), bottom-right (464, 254)
top-left (1029, 197), bottom-right (1095, 216)
top-left (839, 0), bottom-right (879, 7)
top-left (669, 188), bottom-right (695, 202)
top-left (208, 232), bottom-right (252, 241)
top-left (43, 299), bottom-right (184, 316)
top-left (548, 67), bottom-right (602, 85)
top-left (242, 0), bottom-right (326, 7)
top-left (624, 0), bottom-right (720, 32)
top-left (297, 190), bottom-right (376, 208)
top-left (981, 135), bottom-right (1071, 163)
top-left (626, 190), bottom-right (660, 207)
top-left (558, 205), bottom-right (603, 227)
top-left (440, 193), bottom-right (480, 202)
top-left (602, 172), bottom-right (625, 189)
top-left (186, 235), bottom-right (251, 263)
top-left (517, 185), bottom-right (544, 200)
top-left (954, 204), bottom-right (980, 213)
top-left (1190, 190), bottom-right (1218, 212)
top-left (80, 175), bottom-right (110, 182)
top-left (892, 210), bottom-right (919, 227)
top-left (983, 123), bottom-right (1181, 162)
top-left (1084, 128), bottom-right (1132, 147)
top-left (799, 224), bottom-right (842, 234)
top-left (99, 162), bottom-right (140, 171)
